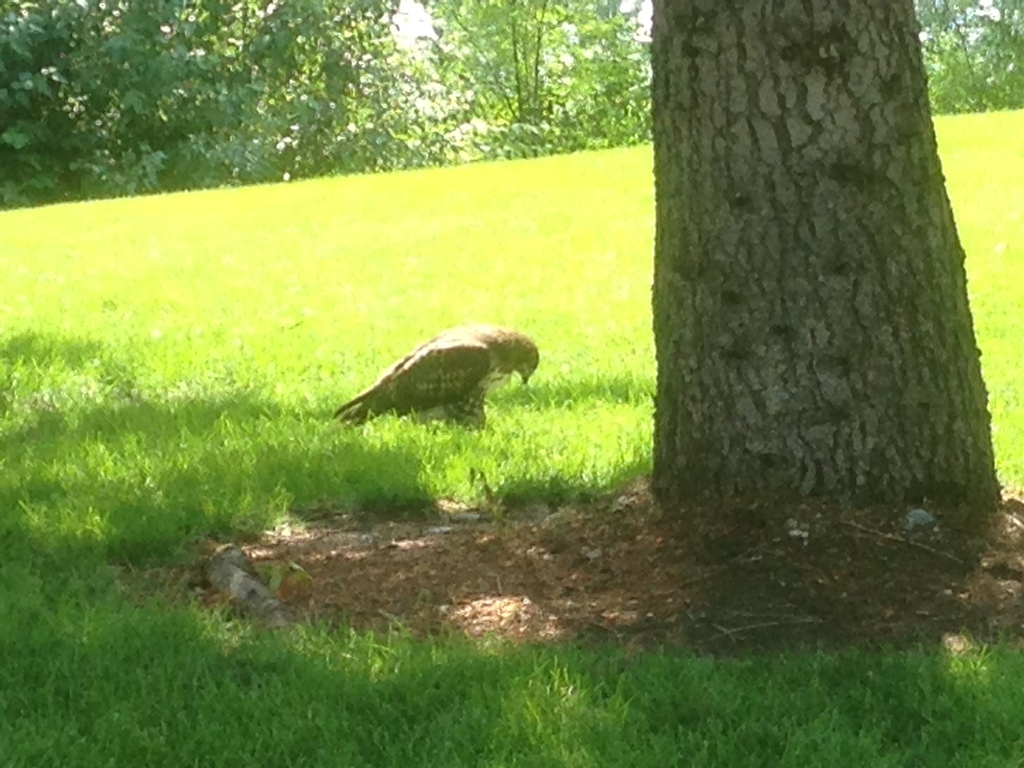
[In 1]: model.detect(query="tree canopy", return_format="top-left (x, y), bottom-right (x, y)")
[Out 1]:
top-left (1, 0), bottom-right (1020, 208)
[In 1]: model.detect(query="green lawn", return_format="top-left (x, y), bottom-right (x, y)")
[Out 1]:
top-left (0, 145), bottom-right (655, 563)
top-left (942, 111), bottom-right (1024, 488)
top-left (1, 109), bottom-right (1024, 767)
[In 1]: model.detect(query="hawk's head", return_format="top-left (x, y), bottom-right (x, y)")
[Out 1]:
top-left (500, 332), bottom-right (540, 385)
top-left (450, 324), bottom-right (540, 388)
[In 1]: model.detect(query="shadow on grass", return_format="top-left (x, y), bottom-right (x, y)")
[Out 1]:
top-left (1, 329), bottom-right (655, 563)
top-left (0, 330), bottom-right (113, 369)
top-left (2, 390), bottom-right (428, 562)
top-left (3, 586), bottom-right (1024, 768)
top-left (492, 454), bottom-right (652, 506)
top-left (0, 591), bottom-right (545, 767)
top-left (0, 331), bottom-right (428, 563)
top-left (498, 373), bottom-right (653, 409)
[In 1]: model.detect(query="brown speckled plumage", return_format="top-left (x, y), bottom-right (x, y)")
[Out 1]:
top-left (333, 325), bottom-right (539, 427)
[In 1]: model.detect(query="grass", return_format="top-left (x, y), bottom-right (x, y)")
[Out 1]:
top-left (0, 147), bottom-right (655, 562)
top-left (1, 108), bottom-right (1024, 766)
top-left (941, 111), bottom-right (1024, 486)
top-left (3, 592), bottom-right (1024, 767)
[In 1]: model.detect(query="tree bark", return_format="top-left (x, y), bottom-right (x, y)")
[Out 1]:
top-left (650, 0), bottom-right (999, 509)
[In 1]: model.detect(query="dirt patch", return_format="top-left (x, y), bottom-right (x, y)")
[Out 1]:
top-left (171, 478), bottom-right (1024, 656)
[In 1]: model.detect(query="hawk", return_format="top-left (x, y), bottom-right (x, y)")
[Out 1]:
top-left (333, 325), bottom-right (540, 427)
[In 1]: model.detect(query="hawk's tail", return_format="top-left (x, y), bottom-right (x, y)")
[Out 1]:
top-left (333, 391), bottom-right (374, 423)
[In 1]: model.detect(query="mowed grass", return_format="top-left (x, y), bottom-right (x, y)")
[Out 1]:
top-left (941, 111), bottom-right (1024, 486)
top-left (4, 593), bottom-right (1024, 768)
top-left (0, 148), bottom-right (654, 562)
top-left (2, 113), bottom-right (1023, 563)
top-left (1, 110), bottom-right (1024, 767)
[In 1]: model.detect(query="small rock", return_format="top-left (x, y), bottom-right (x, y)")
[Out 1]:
top-left (436, 499), bottom-right (470, 515)
top-left (906, 508), bottom-right (936, 531)
top-left (785, 518), bottom-right (809, 542)
top-left (584, 548), bottom-right (603, 561)
top-left (520, 503), bottom-right (552, 521)
top-left (941, 632), bottom-right (975, 655)
top-left (543, 507), bottom-right (573, 525)
top-left (447, 512), bottom-right (482, 523)
top-left (425, 526), bottom-right (454, 536)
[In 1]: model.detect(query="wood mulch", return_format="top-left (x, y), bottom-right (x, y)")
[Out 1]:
top-left (170, 478), bottom-right (1024, 656)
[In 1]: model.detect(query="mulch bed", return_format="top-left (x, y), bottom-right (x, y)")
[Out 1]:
top-left (174, 478), bottom-right (1024, 656)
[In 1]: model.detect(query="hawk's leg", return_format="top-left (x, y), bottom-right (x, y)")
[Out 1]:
top-left (413, 397), bottom-right (486, 429)
top-left (444, 393), bottom-right (487, 429)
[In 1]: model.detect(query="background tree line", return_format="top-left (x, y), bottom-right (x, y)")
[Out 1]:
top-left (1, 0), bottom-right (1020, 209)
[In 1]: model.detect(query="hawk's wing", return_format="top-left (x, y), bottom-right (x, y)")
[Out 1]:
top-left (334, 338), bottom-right (492, 422)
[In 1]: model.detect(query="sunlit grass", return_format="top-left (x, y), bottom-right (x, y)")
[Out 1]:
top-left (2, 112), bottom-right (1022, 561)
top-left (937, 110), bottom-right (1024, 486)
top-left (0, 109), bottom-right (1023, 768)
top-left (0, 148), bottom-right (655, 560)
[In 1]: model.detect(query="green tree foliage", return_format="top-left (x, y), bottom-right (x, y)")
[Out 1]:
top-left (0, 0), bottom-right (650, 208)
top-left (0, 0), bottom-right (419, 206)
top-left (917, 0), bottom-right (1024, 113)
top-left (5, 0), bottom-right (1017, 208)
top-left (423, 0), bottom-right (650, 156)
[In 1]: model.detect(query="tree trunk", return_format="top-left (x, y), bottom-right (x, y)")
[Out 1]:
top-left (650, 0), bottom-right (999, 510)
